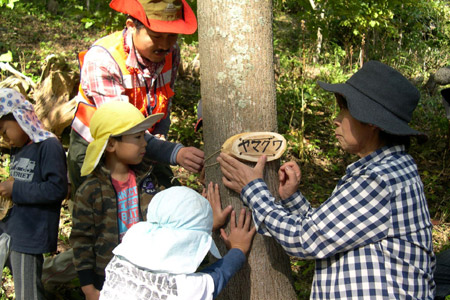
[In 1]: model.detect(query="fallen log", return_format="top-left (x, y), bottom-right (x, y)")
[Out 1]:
top-left (32, 55), bottom-right (79, 136)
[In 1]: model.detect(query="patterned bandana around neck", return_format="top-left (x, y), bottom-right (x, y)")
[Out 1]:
top-left (123, 28), bottom-right (164, 77)
top-left (0, 88), bottom-right (56, 143)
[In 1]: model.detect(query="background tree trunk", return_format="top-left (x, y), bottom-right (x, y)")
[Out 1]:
top-left (308, 0), bottom-right (324, 63)
top-left (198, 1), bottom-right (298, 299)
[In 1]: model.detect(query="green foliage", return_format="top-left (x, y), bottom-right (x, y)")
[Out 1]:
top-left (0, 0), bottom-right (18, 9)
top-left (291, 259), bottom-right (315, 299)
top-left (57, 0), bottom-right (126, 32)
top-left (1, 267), bottom-right (12, 299)
top-left (0, 154), bottom-right (10, 181)
top-left (274, 0), bottom-right (450, 74)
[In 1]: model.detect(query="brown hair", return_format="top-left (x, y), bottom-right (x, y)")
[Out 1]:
top-left (335, 93), bottom-right (348, 109)
top-left (127, 16), bottom-right (145, 30)
top-left (0, 114), bottom-right (16, 122)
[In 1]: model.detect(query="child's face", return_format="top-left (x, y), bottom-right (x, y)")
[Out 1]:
top-left (0, 120), bottom-right (30, 148)
top-left (113, 131), bottom-right (147, 165)
top-left (333, 108), bottom-right (379, 158)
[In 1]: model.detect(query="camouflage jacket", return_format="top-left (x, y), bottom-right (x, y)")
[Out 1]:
top-left (70, 158), bottom-right (160, 287)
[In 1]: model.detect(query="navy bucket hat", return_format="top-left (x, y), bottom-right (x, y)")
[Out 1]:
top-left (441, 88), bottom-right (450, 119)
top-left (318, 60), bottom-right (427, 142)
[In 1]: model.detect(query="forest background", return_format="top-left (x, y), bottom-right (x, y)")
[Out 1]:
top-left (0, 0), bottom-right (449, 299)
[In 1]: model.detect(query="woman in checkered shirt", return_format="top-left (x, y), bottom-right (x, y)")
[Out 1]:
top-left (218, 61), bottom-right (435, 299)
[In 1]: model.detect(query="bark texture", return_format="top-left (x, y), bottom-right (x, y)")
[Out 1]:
top-left (198, 0), bottom-right (298, 299)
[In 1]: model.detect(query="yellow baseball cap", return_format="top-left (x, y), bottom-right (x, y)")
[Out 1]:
top-left (80, 101), bottom-right (163, 176)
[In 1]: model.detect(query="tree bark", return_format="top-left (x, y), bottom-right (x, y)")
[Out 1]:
top-left (308, 0), bottom-right (323, 63)
top-left (198, 0), bottom-right (298, 299)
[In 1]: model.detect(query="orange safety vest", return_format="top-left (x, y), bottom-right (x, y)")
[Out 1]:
top-left (72, 31), bottom-right (175, 142)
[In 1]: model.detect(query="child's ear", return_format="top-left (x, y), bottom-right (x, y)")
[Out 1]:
top-left (105, 138), bottom-right (116, 153)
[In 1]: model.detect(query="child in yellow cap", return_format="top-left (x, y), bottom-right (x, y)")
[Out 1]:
top-left (70, 101), bottom-right (164, 299)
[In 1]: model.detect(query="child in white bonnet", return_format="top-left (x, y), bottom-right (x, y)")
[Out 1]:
top-left (100, 185), bottom-right (255, 300)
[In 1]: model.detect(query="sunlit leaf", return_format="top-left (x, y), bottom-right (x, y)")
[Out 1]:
top-left (83, 21), bottom-right (94, 29)
top-left (369, 20), bottom-right (378, 27)
top-left (0, 50), bottom-right (13, 62)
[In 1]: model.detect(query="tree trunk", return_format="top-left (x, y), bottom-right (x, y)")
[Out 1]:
top-left (309, 0), bottom-right (323, 63)
top-left (198, 1), bottom-right (298, 299)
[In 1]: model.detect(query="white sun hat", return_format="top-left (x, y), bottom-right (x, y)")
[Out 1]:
top-left (113, 186), bottom-right (221, 274)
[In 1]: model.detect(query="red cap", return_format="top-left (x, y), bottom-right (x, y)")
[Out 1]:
top-left (110, 0), bottom-right (197, 34)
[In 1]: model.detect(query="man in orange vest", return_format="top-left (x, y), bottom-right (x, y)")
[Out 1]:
top-left (42, 0), bottom-right (204, 294)
top-left (68, 0), bottom-right (203, 198)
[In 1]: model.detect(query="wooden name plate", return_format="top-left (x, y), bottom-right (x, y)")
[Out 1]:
top-left (221, 132), bottom-right (286, 162)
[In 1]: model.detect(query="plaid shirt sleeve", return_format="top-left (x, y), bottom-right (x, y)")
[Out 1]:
top-left (80, 46), bottom-right (129, 106)
top-left (241, 174), bottom-right (391, 259)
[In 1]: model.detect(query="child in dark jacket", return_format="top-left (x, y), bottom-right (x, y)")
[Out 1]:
top-left (0, 88), bottom-right (68, 300)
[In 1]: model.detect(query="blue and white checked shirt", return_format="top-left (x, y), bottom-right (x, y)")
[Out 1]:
top-left (241, 145), bottom-right (435, 299)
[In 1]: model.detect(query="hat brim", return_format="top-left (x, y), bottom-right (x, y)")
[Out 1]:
top-left (318, 81), bottom-right (427, 141)
top-left (110, 0), bottom-right (197, 35)
top-left (441, 88), bottom-right (450, 119)
top-left (113, 224), bottom-right (221, 274)
top-left (112, 113), bottom-right (164, 137)
top-left (441, 88), bottom-right (450, 106)
top-left (209, 238), bottom-right (221, 259)
top-left (194, 118), bottom-right (202, 132)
